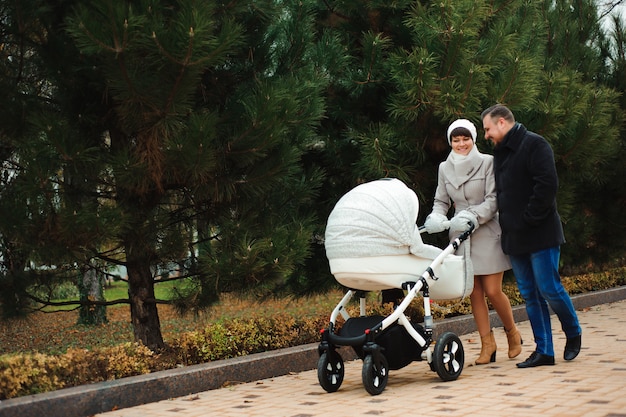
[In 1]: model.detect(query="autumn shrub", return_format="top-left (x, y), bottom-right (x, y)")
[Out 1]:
top-left (0, 353), bottom-right (61, 398)
top-left (0, 342), bottom-right (154, 400)
top-left (0, 267), bottom-right (624, 400)
top-left (561, 267), bottom-right (626, 294)
top-left (171, 313), bottom-right (328, 365)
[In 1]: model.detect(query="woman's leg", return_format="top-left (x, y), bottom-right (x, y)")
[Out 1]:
top-left (470, 277), bottom-right (491, 337)
top-left (471, 276), bottom-right (497, 364)
top-left (482, 271), bottom-right (523, 358)
top-left (482, 272), bottom-right (515, 331)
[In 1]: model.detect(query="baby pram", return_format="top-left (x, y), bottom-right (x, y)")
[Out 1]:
top-left (318, 178), bottom-right (474, 395)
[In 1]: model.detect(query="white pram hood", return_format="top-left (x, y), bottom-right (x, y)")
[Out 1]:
top-left (324, 178), bottom-right (441, 260)
top-left (324, 178), bottom-right (473, 300)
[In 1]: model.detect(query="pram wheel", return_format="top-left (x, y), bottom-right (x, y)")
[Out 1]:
top-left (362, 354), bottom-right (389, 395)
top-left (432, 332), bottom-right (464, 381)
top-left (317, 351), bottom-right (345, 393)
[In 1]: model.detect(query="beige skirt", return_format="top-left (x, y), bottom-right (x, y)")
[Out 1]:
top-left (450, 220), bottom-right (510, 275)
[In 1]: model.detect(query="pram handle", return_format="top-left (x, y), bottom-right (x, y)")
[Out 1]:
top-left (458, 222), bottom-right (475, 241)
top-left (418, 220), bottom-right (451, 234)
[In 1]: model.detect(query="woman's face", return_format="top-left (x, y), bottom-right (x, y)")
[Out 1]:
top-left (450, 135), bottom-right (474, 156)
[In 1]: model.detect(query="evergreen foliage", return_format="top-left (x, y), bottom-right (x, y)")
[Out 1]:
top-left (1, 0), bottom-right (329, 349)
top-left (0, 0), bottom-right (624, 349)
top-left (310, 0), bottom-right (625, 266)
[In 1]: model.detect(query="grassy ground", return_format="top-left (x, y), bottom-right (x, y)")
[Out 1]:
top-left (2, 265), bottom-right (624, 357)
top-left (0, 282), bottom-right (346, 356)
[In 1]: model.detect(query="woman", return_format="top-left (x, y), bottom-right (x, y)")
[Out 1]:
top-left (424, 118), bottom-right (522, 365)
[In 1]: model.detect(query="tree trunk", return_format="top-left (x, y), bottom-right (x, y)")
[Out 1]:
top-left (77, 265), bottom-right (107, 325)
top-left (126, 247), bottom-right (164, 351)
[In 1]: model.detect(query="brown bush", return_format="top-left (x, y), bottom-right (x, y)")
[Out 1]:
top-left (0, 267), bottom-right (624, 400)
top-left (170, 313), bottom-right (328, 365)
top-left (0, 342), bottom-right (154, 399)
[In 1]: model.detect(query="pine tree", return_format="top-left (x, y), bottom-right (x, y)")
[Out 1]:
top-left (516, 1), bottom-right (624, 266)
top-left (73, 0), bottom-right (327, 349)
top-left (0, 0), bottom-right (328, 349)
top-left (575, 8), bottom-right (626, 267)
top-left (312, 0), bottom-right (624, 267)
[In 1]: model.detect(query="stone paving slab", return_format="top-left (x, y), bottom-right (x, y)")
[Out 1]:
top-left (1, 286), bottom-right (625, 417)
top-left (94, 297), bottom-right (626, 417)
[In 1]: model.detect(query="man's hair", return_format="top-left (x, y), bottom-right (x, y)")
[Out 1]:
top-left (481, 104), bottom-right (515, 123)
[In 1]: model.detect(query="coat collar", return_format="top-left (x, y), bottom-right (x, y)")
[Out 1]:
top-left (500, 122), bottom-right (526, 151)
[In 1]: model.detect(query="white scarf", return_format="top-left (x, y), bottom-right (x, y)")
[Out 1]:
top-left (443, 145), bottom-right (484, 189)
top-left (442, 146), bottom-right (482, 283)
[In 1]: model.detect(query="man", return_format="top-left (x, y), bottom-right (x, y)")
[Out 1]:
top-left (481, 104), bottom-right (582, 368)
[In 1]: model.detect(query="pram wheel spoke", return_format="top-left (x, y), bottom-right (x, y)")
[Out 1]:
top-left (432, 332), bottom-right (464, 382)
top-left (362, 354), bottom-right (389, 395)
top-left (317, 351), bottom-right (345, 393)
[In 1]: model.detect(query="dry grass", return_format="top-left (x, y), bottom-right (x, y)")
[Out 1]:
top-left (2, 265), bottom-right (625, 357)
top-left (0, 290), bottom-right (347, 356)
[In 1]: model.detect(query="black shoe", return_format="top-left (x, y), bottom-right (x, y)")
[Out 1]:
top-left (564, 334), bottom-right (582, 361)
top-left (516, 351), bottom-right (555, 368)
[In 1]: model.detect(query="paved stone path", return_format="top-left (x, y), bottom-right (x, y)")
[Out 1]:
top-left (96, 299), bottom-right (626, 417)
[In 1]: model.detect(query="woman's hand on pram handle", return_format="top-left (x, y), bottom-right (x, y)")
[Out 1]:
top-left (423, 213), bottom-right (449, 234)
top-left (449, 210), bottom-right (479, 233)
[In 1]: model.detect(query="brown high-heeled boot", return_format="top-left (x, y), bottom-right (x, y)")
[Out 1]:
top-left (505, 326), bottom-right (523, 358)
top-left (475, 330), bottom-right (496, 365)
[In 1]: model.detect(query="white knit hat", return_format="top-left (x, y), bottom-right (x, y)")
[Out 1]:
top-left (447, 119), bottom-right (477, 145)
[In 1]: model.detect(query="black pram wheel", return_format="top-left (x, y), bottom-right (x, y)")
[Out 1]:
top-left (361, 354), bottom-right (389, 395)
top-left (432, 331), bottom-right (464, 381)
top-left (318, 350), bottom-right (345, 392)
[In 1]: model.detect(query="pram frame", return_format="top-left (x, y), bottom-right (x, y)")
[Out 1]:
top-left (318, 225), bottom-right (473, 395)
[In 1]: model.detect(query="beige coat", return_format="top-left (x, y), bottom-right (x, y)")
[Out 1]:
top-left (431, 147), bottom-right (511, 275)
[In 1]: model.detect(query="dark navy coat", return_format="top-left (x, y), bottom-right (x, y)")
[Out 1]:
top-left (492, 123), bottom-right (565, 255)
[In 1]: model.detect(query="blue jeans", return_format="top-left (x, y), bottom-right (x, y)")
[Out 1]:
top-left (509, 246), bottom-right (581, 357)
